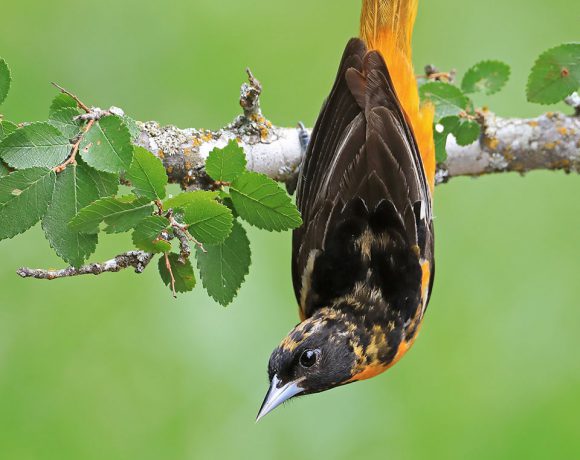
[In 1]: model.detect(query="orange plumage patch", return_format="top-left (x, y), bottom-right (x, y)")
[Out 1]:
top-left (360, 0), bottom-right (435, 192)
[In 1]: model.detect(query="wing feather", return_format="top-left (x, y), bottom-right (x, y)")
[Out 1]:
top-left (292, 39), bottom-right (434, 317)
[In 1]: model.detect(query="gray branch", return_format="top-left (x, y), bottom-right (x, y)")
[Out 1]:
top-left (17, 76), bottom-right (580, 281)
top-left (17, 251), bottom-right (154, 280)
top-left (135, 76), bottom-right (580, 189)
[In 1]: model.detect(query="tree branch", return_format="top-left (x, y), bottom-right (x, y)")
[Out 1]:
top-left (134, 77), bottom-right (580, 190)
top-left (17, 251), bottom-right (154, 280)
top-left (16, 76), bottom-right (580, 281)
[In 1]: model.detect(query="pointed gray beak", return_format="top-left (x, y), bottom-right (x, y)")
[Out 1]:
top-left (256, 375), bottom-right (304, 422)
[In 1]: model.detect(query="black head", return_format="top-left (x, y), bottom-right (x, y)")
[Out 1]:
top-left (257, 314), bottom-right (357, 420)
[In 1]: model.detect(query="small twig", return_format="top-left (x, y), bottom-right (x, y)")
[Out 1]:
top-left (420, 65), bottom-right (456, 83)
top-left (74, 106), bottom-right (125, 122)
top-left (173, 227), bottom-right (192, 263)
top-left (51, 82), bottom-right (91, 113)
top-left (17, 251), bottom-right (154, 280)
top-left (155, 200), bottom-right (164, 215)
top-left (167, 214), bottom-right (206, 253)
top-left (240, 68), bottom-right (263, 118)
top-left (164, 252), bottom-right (177, 298)
top-left (53, 119), bottom-right (95, 173)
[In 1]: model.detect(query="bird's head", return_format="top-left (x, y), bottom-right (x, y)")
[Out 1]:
top-left (257, 311), bottom-right (360, 421)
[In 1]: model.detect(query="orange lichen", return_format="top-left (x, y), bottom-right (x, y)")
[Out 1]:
top-left (486, 137), bottom-right (499, 150)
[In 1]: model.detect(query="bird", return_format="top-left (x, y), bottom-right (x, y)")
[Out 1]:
top-left (257, 0), bottom-right (436, 421)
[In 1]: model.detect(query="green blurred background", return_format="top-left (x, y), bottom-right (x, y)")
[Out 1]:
top-left (1, 1), bottom-right (579, 459)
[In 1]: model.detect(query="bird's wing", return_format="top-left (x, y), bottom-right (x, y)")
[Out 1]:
top-left (292, 39), bottom-right (434, 320)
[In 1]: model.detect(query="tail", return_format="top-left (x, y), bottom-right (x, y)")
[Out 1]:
top-left (359, 0), bottom-right (435, 191)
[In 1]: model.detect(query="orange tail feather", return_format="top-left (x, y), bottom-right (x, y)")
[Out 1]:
top-left (360, 0), bottom-right (435, 192)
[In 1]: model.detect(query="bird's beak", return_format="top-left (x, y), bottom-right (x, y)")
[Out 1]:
top-left (256, 375), bottom-right (304, 422)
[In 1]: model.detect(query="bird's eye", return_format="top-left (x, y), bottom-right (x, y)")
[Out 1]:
top-left (299, 349), bottom-right (319, 368)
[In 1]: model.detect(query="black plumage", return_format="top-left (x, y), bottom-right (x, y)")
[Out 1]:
top-left (292, 38), bottom-right (434, 321)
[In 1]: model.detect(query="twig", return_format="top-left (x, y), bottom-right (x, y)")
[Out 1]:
top-left (168, 214), bottom-right (205, 253)
top-left (53, 119), bottom-right (95, 173)
top-left (173, 227), bottom-right (192, 263)
top-left (74, 106), bottom-right (125, 122)
top-left (240, 68), bottom-right (262, 118)
top-left (16, 251), bottom-right (154, 280)
top-left (51, 82), bottom-right (91, 113)
top-left (164, 253), bottom-right (177, 298)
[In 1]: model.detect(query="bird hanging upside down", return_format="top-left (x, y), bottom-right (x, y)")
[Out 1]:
top-left (257, 0), bottom-right (436, 420)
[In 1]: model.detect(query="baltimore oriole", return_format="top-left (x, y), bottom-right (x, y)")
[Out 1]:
top-left (257, 0), bottom-right (436, 420)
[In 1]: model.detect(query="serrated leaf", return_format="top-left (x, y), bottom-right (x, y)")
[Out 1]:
top-left (462, 61), bottom-right (511, 95)
top-left (527, 43), bottom-right (580, 104)
top-left (80, 158), bottom-right (119, 197)
top-left (164, 191), bottom-right (219, 211)
top-left (0, 120), bottom-right (18, 140)
top-left (122, 115), bottom-right (141, 141)
top-left (158, 253), bottom-right (196, 294)
top-left (0, 122), bottom-right (71, 169)
top-left (454, 119), bottom-right (481, 146)
top-left (433, 116), bottom-right (461, 163)
top-left (127, 146), bottom-right (167, 200)
top-left (69, 195), bottom-right (153, 234)
top-left (0, 163), bottom-right (8, 178)
top-left (48, 108), bottom-right (83, 139)
top-left (41, 163), bottom-right (112, 267)
top-left (132, 216), bottom-right (171, 253)
top-left (205, 140), bottom-right (247, 182)
top-left (419, 82), bottom-right (470, 120)
top-left (80, 115), bottom-right (133, 173)
top-left (0, 58), bottom-right (11, 106)
top-left (49, 93), bottom-right (79, 117)
top-left (183, 199), bottom-right (233, 244)
top-left (229, 171), bottom-right (302, 231)
top-left (0, 167), bottom-right (56, 240)
top-left (196, 220), bottom-right (251, 306)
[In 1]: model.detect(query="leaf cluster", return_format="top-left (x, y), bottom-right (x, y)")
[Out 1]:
top-left (418, 43), bottom-right (579, 162)
top-left (0, 62), bottom-right (302, 306)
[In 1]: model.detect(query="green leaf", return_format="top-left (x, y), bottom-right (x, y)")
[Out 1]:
top-left (81, 159), bottom-right (119, 197)
top-left (229, 171), bottom-right (302, 231)
top-left (132, 216), bottom-right (171, 253)
top-left (49, 93), bottom-right (79, 117)
top-left (80, 115), bottom-right (133, 173)
top-left (183, 199), bottom-right (233, 245)
top-left (158, 253), bottom-right (196, 294)
top-left (433, 116), bottom-right (460, 163)
top-left (127, 146), bottom-right (167, 200)
top-left (164, 191), bottom-right (219, 211)
top-left (454, 119), bottom-right (481, 146)
top-left (0, 58), bottom-right (11, 106)
top-left (419, 82), bottom-right (470, 120)
top-left (122, 115), bottom-right (141, 141)
top-left (462, 61), bottom-right (511, 95)
top-left (48, 108), bottom-right (82, 139)
top-left (69, 195), bottom-right (153, 234)
top-left (0, 167), bottom-right (56, 240)
top-left (0, 122), bottom-right (71, 169)
top-left (0, 120), bottom-right (18, 141)
top-left (205, 140), bottom-right (247, 182)
top-left (41, 163), bottom-right (112, 267)
top-left (527, 43), bottom-right (580, 104)
top-left (196, 220), bottom-right (251, 306)
top-left (0, 162), bottom-right (8, 178)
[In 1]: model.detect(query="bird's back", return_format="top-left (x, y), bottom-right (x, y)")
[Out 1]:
top-left (293, 39), bottom-right (434, 337)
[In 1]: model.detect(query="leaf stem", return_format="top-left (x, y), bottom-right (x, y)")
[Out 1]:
top-left (164, 252), bottom-right (177, 298)
top-left (53, 119), bottom-right (95, 173)
top-left (50, 82), bottom-right (91, 113)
